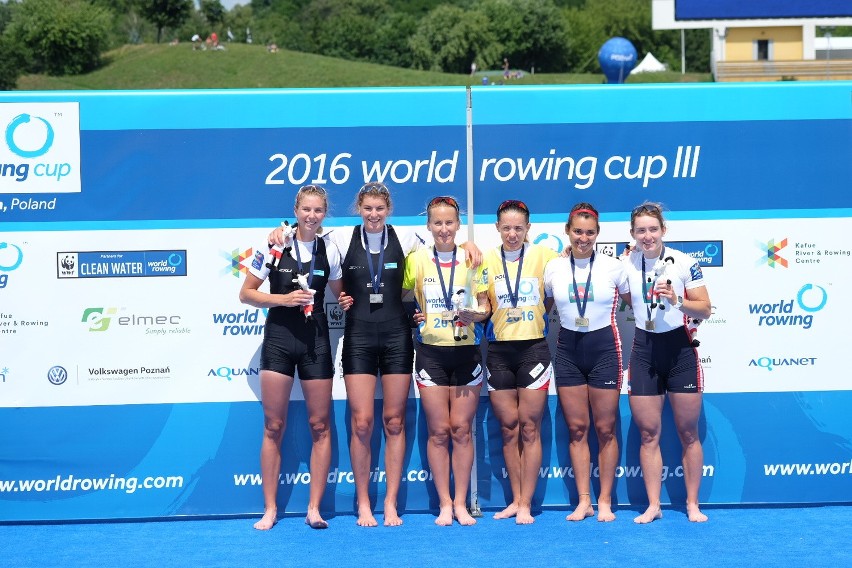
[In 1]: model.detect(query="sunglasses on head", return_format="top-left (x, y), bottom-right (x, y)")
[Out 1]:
top-left (497, 199), bottom-right (528, 213)
top-left (359, 182), bottom-right (390, 194)
top-left (428, 196), bottom-right (459, 209)
top-left (298, 184), bottom-right (327, 195)
top-left (632, 203), bottom-right (661, 215)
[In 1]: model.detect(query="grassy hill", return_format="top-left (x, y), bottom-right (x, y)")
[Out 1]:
top-left (15, 43), bottom-right (711, 90)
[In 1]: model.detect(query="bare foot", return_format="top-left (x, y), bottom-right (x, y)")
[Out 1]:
top-left (383, 502), bottom-right (403, 527)
top-left (565, 503), bottom-right (594, 522)
top-left (493, 502), bottom-right (518, 520)
top-left (356, 504), bottom-right (378, 527)
top-left (515, 505), bottom-right (535, 525)
top-left (435, 504), bottom-right (453, 526)
top-left (687, 503), bottom-right (708, 522)
top-left (633, 505), bottom-right (663, 524)
top-left (596, 501), bottom-right (616, 522)
top-left (253, 508), bottom-right (277, 530)
top-left (453, 504), bottom-right (477, 526)
top-left (305, 508), bottom-right (328, 529)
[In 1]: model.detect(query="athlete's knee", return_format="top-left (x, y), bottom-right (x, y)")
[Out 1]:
top-left (677, 427), bottom-right (701, 448)
top-left (638, 427), bottom-right (661, 446)
top-left (351, 414), bottom-right (374, 441)
top-left (450, 421), bottom-right (472, 446)
top-left (593, 419), bottom-right (617, 444)
top-left (383, 413), bottom-right (405, 437)
top-left (499, 419), bottom-right (520, 442)
top-left (568, 423), bottom-right (589, 444)
top-left (308, 415), bottom-right (331, 442)
top-left (519, 419), bottom-right (541, 444)
top-left (428, 426), bottom-right (451, 448)
top-left (264, 417), bottom-right (286, 441)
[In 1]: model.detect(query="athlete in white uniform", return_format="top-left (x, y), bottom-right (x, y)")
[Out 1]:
top-left (623, 202), bottom-right (712, 524)
top-left (544, 203), bottom-right (630, 522)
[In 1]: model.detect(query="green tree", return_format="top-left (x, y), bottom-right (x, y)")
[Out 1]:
top-left (409, 4), bottom-right (498, 72)
top-left (200, 0), bottom-right (226, 29)
top-left (373, 11), bottom-right (417, 67)
top-left (5, 0), bottom-right (111, 76)
top-left (139, 0), bottom-right (193, 43)
top-left (0, 34), bottom-right (26, 90)
top-left (477, 0), bottom-right (570, 72)
top-left (298, 0), bottom-right (393, 61)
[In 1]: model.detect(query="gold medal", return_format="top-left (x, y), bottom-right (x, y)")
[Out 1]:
top-left (575, 317), bottom-right (590, 327)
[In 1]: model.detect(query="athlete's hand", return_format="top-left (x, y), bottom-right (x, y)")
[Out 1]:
top-left (338, 291), bottom-right (354, 311)
top-left (621, 242), bottom-right (636, 258)
top-left (654, 280), bottom-right (677, 304)
top-left (412, 309), bottom-right (425, 325)
top-left (268, 226), bottom-right (285, 246)
top-left (461, 241), bottom-right (483, 268)
top-left (456, 309), bottom-right (478, 325)
top-left (282, 290), bottom-right (314, 307)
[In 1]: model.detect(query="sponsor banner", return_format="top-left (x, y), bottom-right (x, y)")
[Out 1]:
top-left (2, 391), bottom-right (851, 521)
top-left (1, 84), bottom-right (850, 226)
top-left (57, 250), bottom-right (187, 278)
top-left (1, 84), bottom-right (851, 517)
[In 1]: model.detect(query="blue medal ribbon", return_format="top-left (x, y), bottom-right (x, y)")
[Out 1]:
top-left (363, 226), bottom-right (386, 295)
top-left (433, 246), bottom-right (457, 311)
top-left (570, 251), bottom-right (594, 320)
top-left (500, 244), bottom-right (525, 309)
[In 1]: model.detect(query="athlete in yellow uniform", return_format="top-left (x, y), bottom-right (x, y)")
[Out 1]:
top-left (476, 199), bottom-right (557, 525)
top-left (403, 196), bottom-right (489, 526)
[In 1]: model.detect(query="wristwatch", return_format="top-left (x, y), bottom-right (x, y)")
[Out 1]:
top-left (672, 295), bottom-right (684, 310)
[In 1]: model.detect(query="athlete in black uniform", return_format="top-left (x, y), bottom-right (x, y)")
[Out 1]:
top-left (241, 185), bottom-right (343, 530)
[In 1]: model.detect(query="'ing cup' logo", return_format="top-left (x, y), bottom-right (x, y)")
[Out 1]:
top-left (0, 241), bottom-right (24, 289)
top-left (6, 113), bottom-right (54, 159)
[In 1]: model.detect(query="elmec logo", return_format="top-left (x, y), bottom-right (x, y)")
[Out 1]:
top-left (756, 238), bottom-right (788, 269)
top-left (82, 307), bottom-right (183, 332)
top-left (747, 283), bottom-right (828, 329)
top-left (1, 102), bottom-right (81, 195)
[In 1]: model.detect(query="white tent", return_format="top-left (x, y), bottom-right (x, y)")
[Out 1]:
top-left (632, 52), bottom-right (667, 73)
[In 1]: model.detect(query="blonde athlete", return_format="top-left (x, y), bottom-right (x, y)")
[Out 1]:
top-left (403, 196), bottom-right (490, 527)
top-left (477, 199), bottom-right (557, 524)
top-left (240, 185), bottom-right (343, 530)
